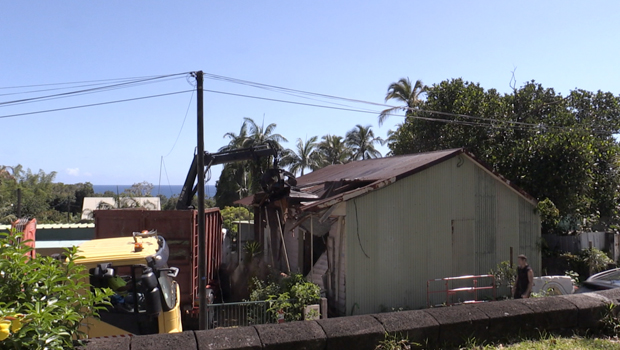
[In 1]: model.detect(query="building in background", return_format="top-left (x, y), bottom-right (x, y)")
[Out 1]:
top-left (240, 148), bottom-right (541, 315)
top-left (81, 197), bottom-right (161, 220)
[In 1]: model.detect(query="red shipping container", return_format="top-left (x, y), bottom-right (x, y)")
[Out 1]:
top-left (93, 208), bottom-right (222, 314)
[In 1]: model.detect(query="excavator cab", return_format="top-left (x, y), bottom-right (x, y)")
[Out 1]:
top-left (77, 231), bottom-right (182, 338)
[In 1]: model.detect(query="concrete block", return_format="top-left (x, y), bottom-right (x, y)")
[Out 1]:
top-left (473, 300), bottom-right (536, 340)
top-left (557, 293), bottom-right (610, 330)
top-left (132, 331), bottom-right (197, 350)
top-left (74, 336), bottom-right (131, 350)
top-left (317, 315), bottom-right (385, 350)
top-left (594, 288), bottom-right (620, 303)
top-left (196, 327), bottom-right (261, 350)
top-left (371, 310), bottom-right (439, 347)
top-left (515, 296), bottom-right (578, 331)
top-left (255, 321), bottom-right (326, 350)
top-left (423, 304), bottom-right (489, 347)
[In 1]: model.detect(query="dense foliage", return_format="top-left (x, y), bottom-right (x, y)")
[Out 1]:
top-left (221, 206), bottom-right (254, 235)
top-left (5, 78), bottom-right (620, 235)
top-left (249, 273), bottom-right (320, 322)
top-left (385, 78), bottom-right (620, 234)
top-left (215, 118), bottom-right (382, 207)
top-left (0, 165), bottom-right (94, 224)
top-left (0, 230), bottom-right (113, 349)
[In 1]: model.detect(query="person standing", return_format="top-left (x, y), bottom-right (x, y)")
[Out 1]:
top-left (512, 254), bottom-right (534, 299)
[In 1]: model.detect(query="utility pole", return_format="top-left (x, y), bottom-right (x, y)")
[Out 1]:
top-left (16, 188), bottom-right (21, 217)
top-left (195, 71), bottom-right (208, 330)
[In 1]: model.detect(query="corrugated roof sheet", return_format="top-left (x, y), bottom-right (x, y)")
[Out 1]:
top-left (296, 148), bottom-right (461, 186)
top-left (236, 148), bottom-right (537, 209)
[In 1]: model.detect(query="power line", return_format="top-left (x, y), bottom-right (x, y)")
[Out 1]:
top-left (0, 71), bottom-right (610, 134)
top-left (0, 74), bottom-right (185, 90)
top-left (0, 73), bottom-right (188, 107)
top-left (0, 90), bottom-right (193, 119)
top-left (163, 89), bottom-right (195, 157)
top-left (201, 88), bottom-right (588, 133)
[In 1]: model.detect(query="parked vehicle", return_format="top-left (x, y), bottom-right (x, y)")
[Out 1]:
top-left (532, 276), bottom-right (575, 295)
top-left (93, 208), bottom-right (222, 328)
top-left (76, 230), bottom-right (183, 337)
top-left (576, 268), bottom-right (620, 293)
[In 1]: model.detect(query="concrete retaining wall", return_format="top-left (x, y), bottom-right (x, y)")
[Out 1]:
top-left (77, 289), bottom-right (620, 350)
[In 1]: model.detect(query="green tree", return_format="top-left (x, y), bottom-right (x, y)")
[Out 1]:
top-left (0, 165), bottom-right (57, 223)
top-left (123, 181), bottom-right (154, 197)
top-left (378, 77), bottom-right (426, 126)
top-left (387, 78), bottom-right (620, 233)
top-left (215, 163), bottom-right (252, 208)
top-left (242, 117), bottom-right (288, 149)
top-left (49, 182), bottom-right (94, 222)
top-left (318, 134), bottom-right (351, 166)
top-left (215, 117), bottom-right (287, 207)
top-left (0, 230), bottom-right (113, 349)
top-left (280, 136), bottom-right (323, 176)
top-left (220, 206), bottom-right (254, 235)
top-left (345, 124), bottom-right (382, 160)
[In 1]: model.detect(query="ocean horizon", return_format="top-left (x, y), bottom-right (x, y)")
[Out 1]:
top-left (92, 184), bottom-right (217, 198)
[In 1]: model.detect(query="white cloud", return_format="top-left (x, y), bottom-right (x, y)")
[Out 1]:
top-left (66, 168), bottom-right (80, 176)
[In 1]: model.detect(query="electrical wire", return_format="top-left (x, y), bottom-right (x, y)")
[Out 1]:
top-left (0, 74), bottom-right (185, 90)
top-left (0, 73), bottom-right (188, 107)
top-left (163, 90), bottom-right (195, 158)
top-left (201, 88), bottom-right (592, 133)
top-left (0, 76), bottom-right (177, 98)
top-left (0, 89), bottom-right (193, 119)
top-left (0, 71), bottom-right (611, 135)
top-left (200, 72), bottom-right (615, 134)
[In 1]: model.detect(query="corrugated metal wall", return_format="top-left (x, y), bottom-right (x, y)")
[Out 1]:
top-left (475, 167), bottom-right (497, 274)
top-left (344, 156), bottom-right (541, 315)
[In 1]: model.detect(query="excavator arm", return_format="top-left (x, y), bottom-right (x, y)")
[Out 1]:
top-left (176, 143), bottom-right (281, 210)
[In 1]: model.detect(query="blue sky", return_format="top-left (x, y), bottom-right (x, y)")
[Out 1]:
top-left (2, 1), bottom-right (619, 187)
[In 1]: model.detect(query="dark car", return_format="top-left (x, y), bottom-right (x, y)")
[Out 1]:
top-left (576, 268), bottom-right (620, 293)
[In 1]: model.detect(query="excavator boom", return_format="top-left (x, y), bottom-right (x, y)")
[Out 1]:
top-left (176, 143), bottom-right (278, 209)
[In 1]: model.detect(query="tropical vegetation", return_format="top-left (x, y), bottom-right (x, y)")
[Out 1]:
top-left (0, 230), bottom-right (113, 349)
top-left (384, 77), bottom-right (620, 235)
top-left (3, 77), bottom-right (620, 237)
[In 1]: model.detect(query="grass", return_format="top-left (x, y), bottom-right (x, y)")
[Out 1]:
top-left (462, 335), bottom-right (620, 349)
top-left (377, 333), bottom-right (620, 350)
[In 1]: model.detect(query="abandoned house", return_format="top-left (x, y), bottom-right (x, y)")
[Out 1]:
top-left (240, 148), bottom-right (541, 316)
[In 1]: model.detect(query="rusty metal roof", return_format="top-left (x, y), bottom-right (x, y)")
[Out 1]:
top-left (298, 148), bottom-right (537, 211)
top-left (296, 148), bottom-right (462, 187)
top-left (236, 148), bottom-right (538, 210)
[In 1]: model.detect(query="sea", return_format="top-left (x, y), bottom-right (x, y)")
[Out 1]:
top-left (92, 184), bottom-right (217, 198)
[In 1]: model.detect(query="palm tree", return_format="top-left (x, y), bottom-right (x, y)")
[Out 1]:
top-left (280, 136), bottom-right (323, 176)
top-left (378, 78), bottom-right (426, 126)
top-left (242, 117), bottom-right (288, 149)
top-left (345, 125), bottom-right (382, 160)
top-left (215, 117), bottom-right (289, 206)
top-left (219, 121), bottom-right (249, 152)
top-left (318, 135), bottom-right (351, 165)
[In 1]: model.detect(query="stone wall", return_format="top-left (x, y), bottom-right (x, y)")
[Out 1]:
top-left (78, 289), bottom-right (620, 350)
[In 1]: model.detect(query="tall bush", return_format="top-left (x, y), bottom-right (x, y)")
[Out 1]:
top-left (250, 273), bottom-right (320, 322)
top-left (0, 230), bottom-right (113, 349)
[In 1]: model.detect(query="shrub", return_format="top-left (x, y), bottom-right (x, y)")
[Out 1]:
top-left (250, 273), bottom-right (320, 322)
top-left (489, 261), bottom-right (516, 298)
top-left (580, 247), bottom-right (614, 274)
top-left (0, 230), bottom-right (113, 349)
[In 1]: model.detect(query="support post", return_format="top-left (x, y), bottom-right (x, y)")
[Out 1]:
top-left (195, 71), bottom-right (207, 330)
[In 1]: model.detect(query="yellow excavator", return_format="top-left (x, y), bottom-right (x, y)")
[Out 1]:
top-left (76, 230), bottom-right (183, 338)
